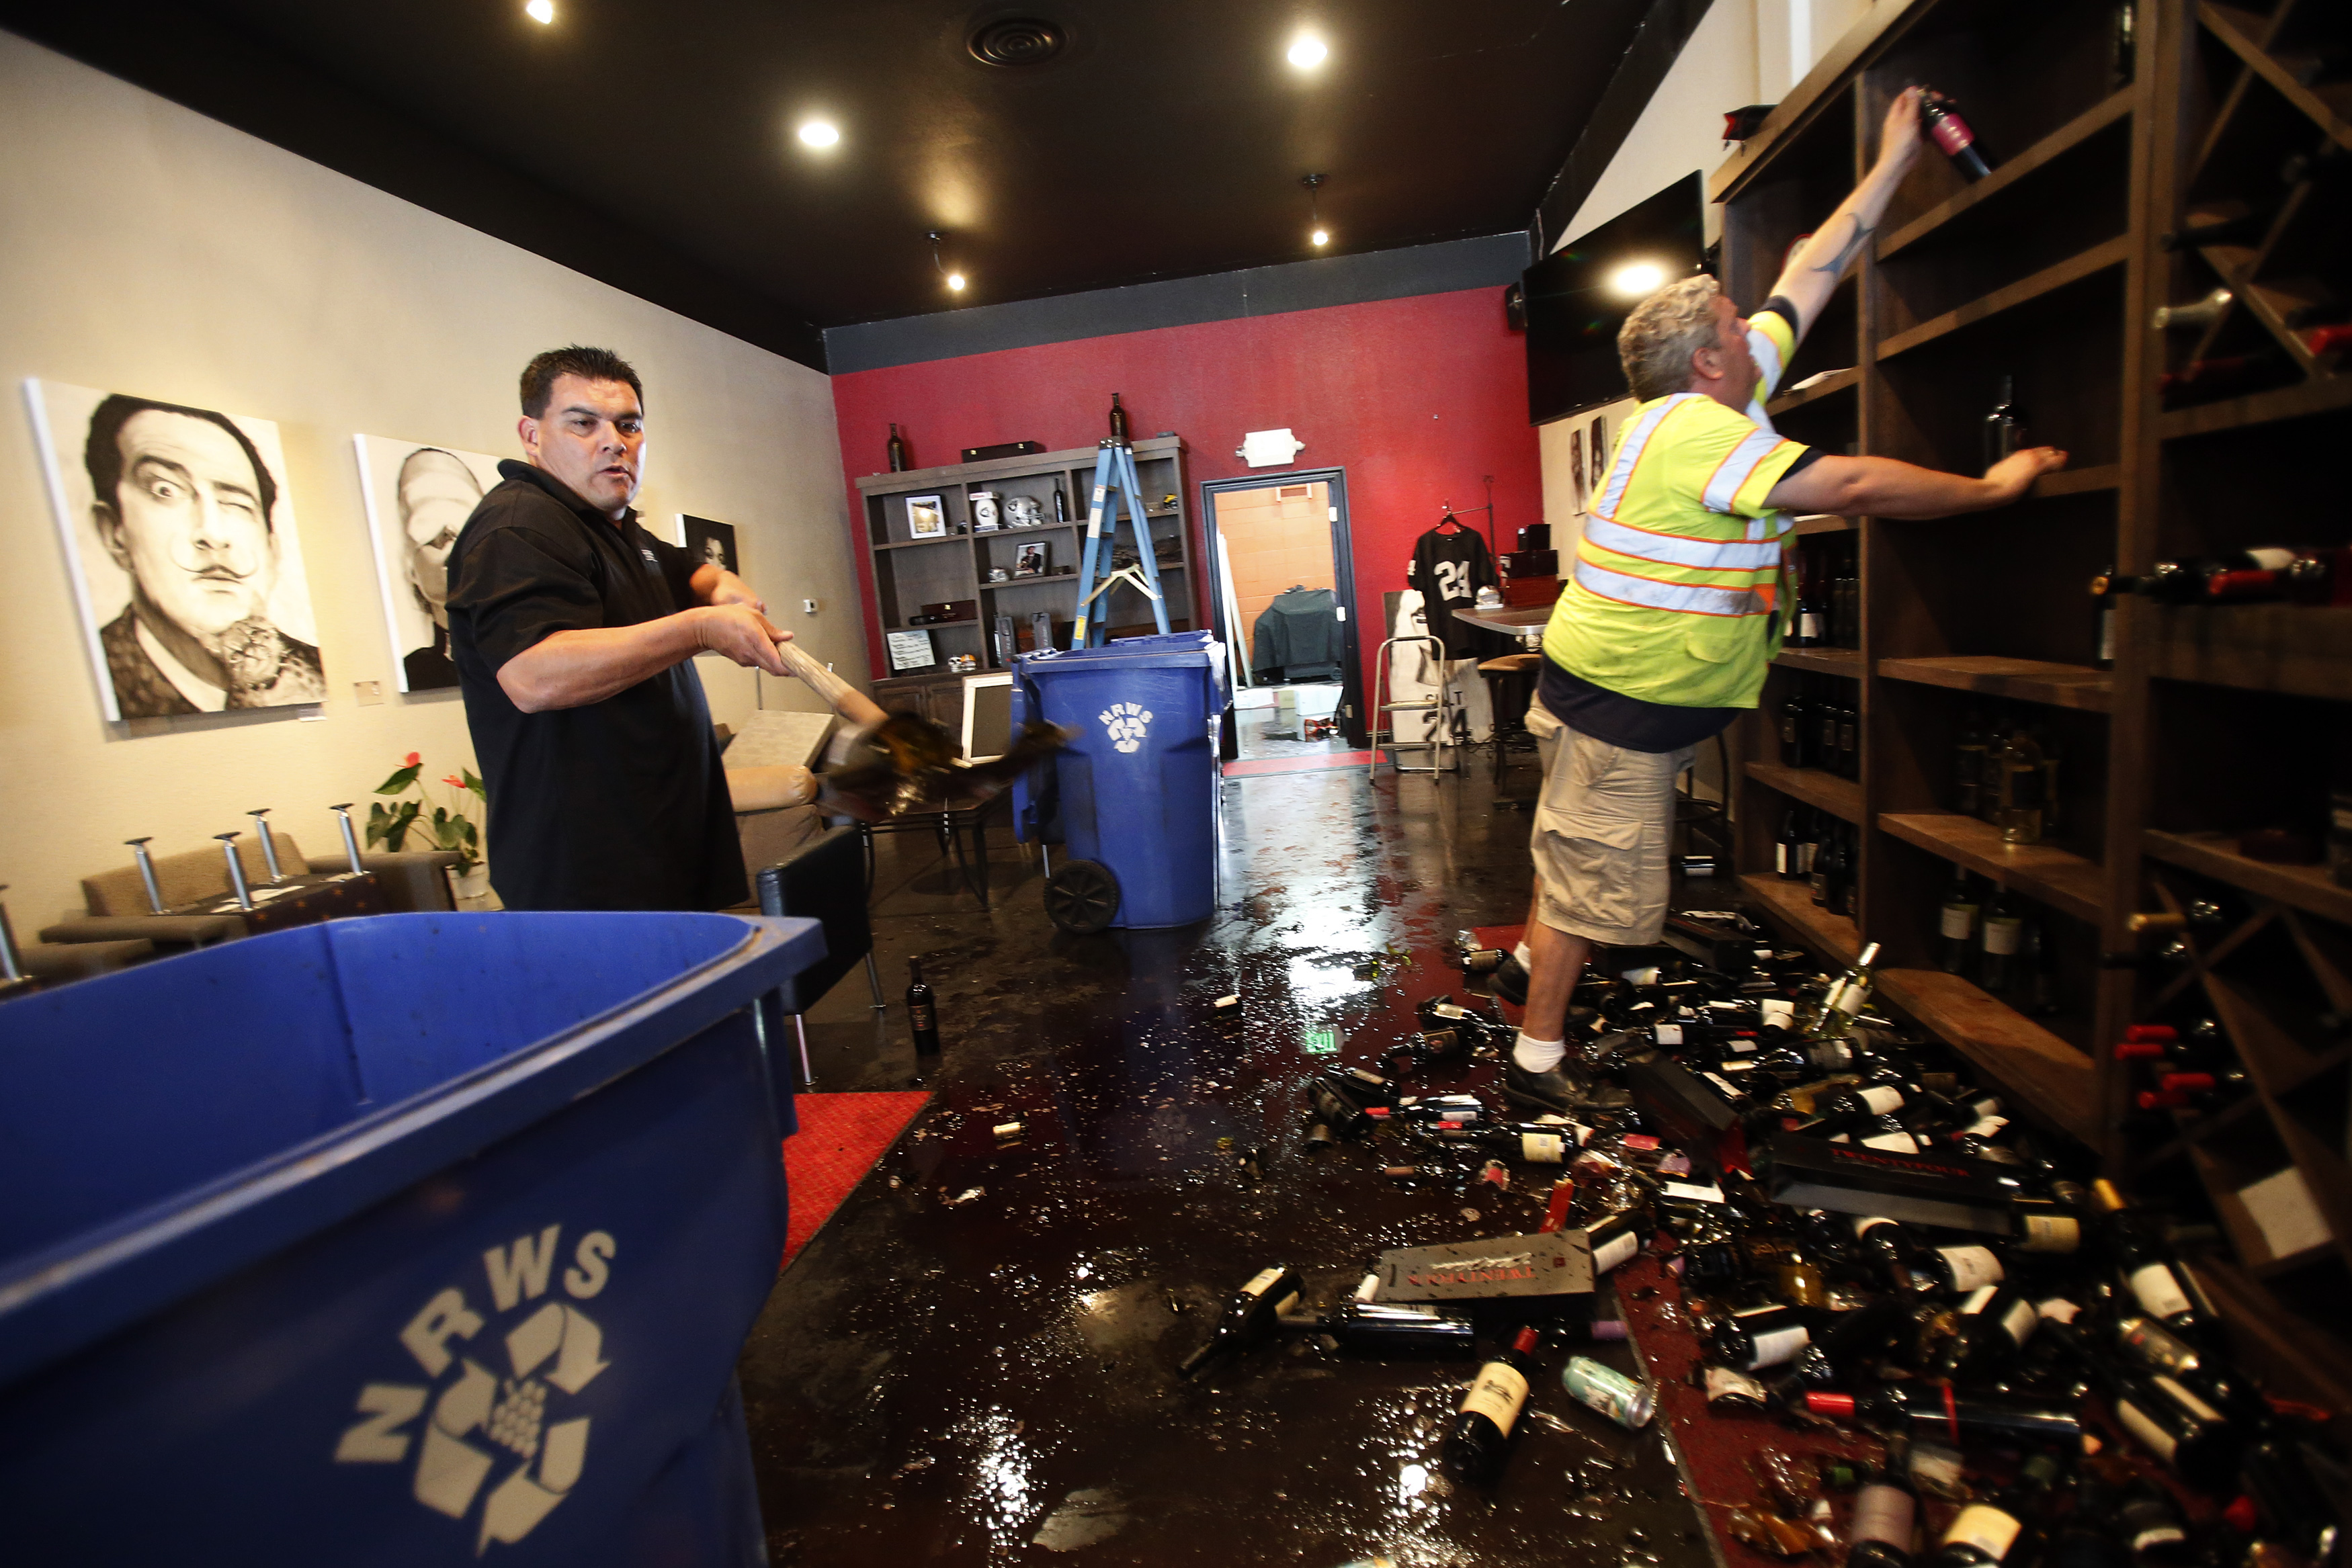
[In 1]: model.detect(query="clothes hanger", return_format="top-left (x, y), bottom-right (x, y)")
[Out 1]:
top-left (1435, 512), bottom-right (1460, 534)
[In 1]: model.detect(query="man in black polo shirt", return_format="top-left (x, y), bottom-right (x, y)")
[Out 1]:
top-left (447, 345), bottom-right (808, 911)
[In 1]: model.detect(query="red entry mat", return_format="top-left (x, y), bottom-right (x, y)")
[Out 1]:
top-left (782, 1091), bottom-right (929, 1266)
top-left (1222, 750), bottom-right (1377, 777)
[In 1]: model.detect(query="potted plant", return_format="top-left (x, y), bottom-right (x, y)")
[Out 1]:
top-left (368, 752), bottom-right (491, 903)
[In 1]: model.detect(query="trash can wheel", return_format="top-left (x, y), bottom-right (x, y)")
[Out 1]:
top-left (1044, 859), bottom-right (1120, 934)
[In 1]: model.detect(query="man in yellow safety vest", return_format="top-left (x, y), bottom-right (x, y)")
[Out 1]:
top-left (1497, 87), bottom-right (2068, 1114)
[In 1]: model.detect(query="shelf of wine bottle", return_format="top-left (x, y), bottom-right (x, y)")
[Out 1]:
top-left (2144, 605), bottom-right (2352, 703)
top-left (1744, 758), bottom-right (1861, 824)
top-left (1876, 91), bottom-right (2137, 263)
top-left (1878, 812), bottom-right (2105, 922)
top-left (2142, 829), bottom-right (2352, 928)
top-left (2197, 1), bottom-right (2352, 157)
top-left (2027, 463), bottom-right (2124, 498)
top-left (1870, 968), bottom-right (2101, 1145)
top-left (1769, 645), bottom-right (1862, 677)
top-left (1876, 235), bottom-right (2133, 362)
top-left (1876, 654), bottom-right (2115, 712)
top-left (1734, 871), bottom-right (1860, 964)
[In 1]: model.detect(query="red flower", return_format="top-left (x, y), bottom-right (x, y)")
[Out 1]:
top-left (443, 775), bottom-right (464, 787)
top-left (404, 751), bottom-right (421, 767)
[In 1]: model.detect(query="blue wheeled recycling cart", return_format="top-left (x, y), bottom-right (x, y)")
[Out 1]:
top-left (0, 910), bottom-right (824, 1567)
top-left (1011, 630), bottom-right (1230, 932)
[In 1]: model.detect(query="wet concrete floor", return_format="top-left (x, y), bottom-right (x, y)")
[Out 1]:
top-left (738, 760), bottom-right (1719, 1567)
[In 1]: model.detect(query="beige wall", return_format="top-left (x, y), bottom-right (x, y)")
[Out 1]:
top-left (0, 32), bottom-right (859, 924)
top-left (1217, 483), bottom-right (1334, 669)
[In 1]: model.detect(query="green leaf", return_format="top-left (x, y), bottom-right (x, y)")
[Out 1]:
top-left (462, 769), bottom-right (487, 799)
top-left (460, 820), bottom-right (480, 849)
top-left (376, 764), bottom-right (422, 795)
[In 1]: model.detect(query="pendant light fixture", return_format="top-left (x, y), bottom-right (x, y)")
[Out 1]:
top-left (1302, 173), bottom-right (1329, 249)
top-left (929, 230), bottom-right (966, 294)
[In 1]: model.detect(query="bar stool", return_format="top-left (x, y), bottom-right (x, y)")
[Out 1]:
top-left (1475, 652), bottom-right (1542, 787)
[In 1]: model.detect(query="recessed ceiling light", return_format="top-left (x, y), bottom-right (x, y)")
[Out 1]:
top-left (1286, 33), bottom-right (1328, 69)
top-left (946, 273), bottom-right (967, 292)
top-left (525, 0), bottom-right (554, 23)
top-left (1609, 261), bottom-right (1666, 298)
top-left (1311, 228), bottom-right (1329, 247)
top-left (798, 120), bottom-right (840, 148)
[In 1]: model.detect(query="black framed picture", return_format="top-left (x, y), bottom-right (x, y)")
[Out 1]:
top-left (1013, 541), bottom-right (1047, 578)
top-left (681, 515), bottom-right (739, 576)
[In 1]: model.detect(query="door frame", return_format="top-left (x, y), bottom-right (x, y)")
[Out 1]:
top-left (1199, 468), bottom-right (1366, 748)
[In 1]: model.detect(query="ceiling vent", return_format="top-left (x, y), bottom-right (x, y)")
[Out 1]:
top-left (968, 16), bottom-right (1066, 67)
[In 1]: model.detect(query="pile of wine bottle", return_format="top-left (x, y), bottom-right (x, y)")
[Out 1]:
top-left (1185, 914), bottom-right (2344, 1564)
top-left (1949, 703), bottom-right (2059, 846)
top-left (1778, 678), bottom-right (1860, 780)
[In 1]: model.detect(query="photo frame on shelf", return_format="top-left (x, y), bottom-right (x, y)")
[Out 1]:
top-left (885, 628), bottom-right (937, 671)
top-left (1013, 540), bottom-right (1047, 578)
top-left (906, 494), bottom-right (946, 539)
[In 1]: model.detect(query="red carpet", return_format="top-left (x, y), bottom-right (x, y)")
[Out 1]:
top-left (1222, 750), bottom-right (1376, 777)
top-left (782, 1091), bottom-right (929, 1267)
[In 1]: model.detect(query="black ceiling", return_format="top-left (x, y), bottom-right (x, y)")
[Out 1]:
top-left (3, 0), bottom-right (1675, 366)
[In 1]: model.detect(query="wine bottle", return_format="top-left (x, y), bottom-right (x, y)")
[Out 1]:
top-left (1107, 391), bottom-right (1130, 444)
top-left (1997, 725), bottom-right (2046, 844)
top-left (1954, 709), bottom-right (1987, 816)
top-left (2115, 1481), bottom-right (2190, 1568)
top-left (1767, 1293), bottom-right (1910, 1406)
top-left (1928, 1489), bottom-right (2027, 1567)
top-left (1846, 1434), bottom-right (1919, 1568)
top-left (2150, 288), bottom-right (2232, 333)
top-left (1837, 699), bottom-right (1860, 780)
top-left (907, 957), bottom-right (940, 1057)
top-left (886, 421), bottom-right (909, 472)
top-left (2109, 0), bottom-right (2138, 89)
top-left (2113, 1314), bottom-right (2266, 1425)
top-left (1442, 1325), bottom-right (1543, 1479)
top-left (1781, 683), bottom-right (1810, 768)
top-left (1915, 1241), bottom-right (2007, 1295)
top-left (1818, 691), bottom-right (1843, 777)
top-left (1851, 1215), bottom-right (1927, 1293)
top-left (1921, 90), bottom-right (1992, 181)
top-left (1179, 1266), bottom-right (1304, 1376)
top-left (2089, 566), bottom-right (2120, 668)
top-left (1281, 1300), bottom-right (1477, 1356)
top-left (2241, 1436), bottom-right (2343, 1560)
top-left (1797, 558), bottom-right (1826, 646)
top-left (1806, 1385), bottom-right (2084, 1447)
top-left (1810, 941), bottom-right (1884, 1042)
top-left (1710, 1303), bottom-right (1815, 1370)
top-left (1776, 805), bottom-right (1805, 880)
top-left (1938, 863), bottom-right (1978, 975)
top-left (1795, 809), bottom-right (1823, 886)
top-left (1583, 1206), bottom-right (1654, 1274)
top-left (1982, 374), bottom-right (2027, 469)
top-left (2105, 1366), bottom-right (2242, 1489)
top-left (1829, 826), bottom-right (1857, 918)
top-left (1052, 485), bottom-right (1070, 523)
top-left (2092, 1180), bottom-right (2218, 1344)
top-left (1980, 888), bottom-right (2025, 996)
top-left (1929, 1284), bottom-right (2041, 1381)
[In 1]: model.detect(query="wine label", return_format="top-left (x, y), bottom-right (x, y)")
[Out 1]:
top-left (1241, 1268), bottom-right (1286, 1297)
top-left (1966, 1115), bottom-right (2011, 1138)
top-left (1821, 979), bottom-right (1850, 1014)
top-left (2037, 1297), bottom-right (2082, 1324)
top-left (1622, 966), bottom-right (1661, 986)
top-left (1858, 1085), bottom-right (1905, 1115)
top-left (1662, 1180), bottom-right (1726, 1204)
top-left (909, 1002), bottom-right (937, 1030)
top-left (2098, 605), bottom-right (2116, 665)
top-left (1943, 1504), bottom-right (2021, 1559)
top-left (1592, 1228), bottom-right (1640, 1274)
top-left (1999, 1295), bottom-right (2040, 1350)
top-left (1960, 1284), bottom-right (2001, 1313)
top-left (1702, 1072), bottom-right (1742, 1100)
top-left (1861, 1129), bottom-right (1921, 1153)
top-left (1354, 1273), bottom-right (1382, 1303)
top-left (2247, 547), bottom-right (2296, 570)
top-left (2128, 1262), bottom-right (2193, 1319)
top-left (1760, 998), bottom-right (1796, 1027)
top-left (1726, 1037), bottom-right (1757, 1054)
top-left (1459, 1361), bottom-right (1531, 1435)
top-left (1849, 1484), bottom-right (1917, 1549)
top-left (2132, 1525), bottom-right (2188, 1555)
top-left (1983, 916), bottom-right (2024, 956)
top-left (1834, 982), bottom-right (1872, 1016)
top-left (1520, 1133), bottom-right (1566, 1164)
top-left (1937, 1246), bottom-right (2005, 1291)
top-left (1799, 611), bottom-right (1823, 640)
top-left (1704, 1365), bottom-right (1767, 1405)
top-left (1745, 1323), bottom-right (1811, 1368)
top-left (1654, 1023), bottom-right (1684, 1045)
top-left (2153, 1375), bottom-right (2222, 1425)
top-left (2019, 1215), bottom-right (2081, 1253)
top-left (2116, 1398), bottom-right (2179, 1462)
top-left (1794, 844), bottom-right (1816, 875)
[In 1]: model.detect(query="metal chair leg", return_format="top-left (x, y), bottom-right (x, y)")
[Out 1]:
top-left (792, 1012), bottom-right (814, 1088)
top-left (865, 951), bottom-right (886, 1009)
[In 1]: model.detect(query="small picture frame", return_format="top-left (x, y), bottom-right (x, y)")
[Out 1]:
top-left (905, 494), bottom-right (947, 539)
top-left (1013, 541), bottom-right (1047, 578)
top-left (886, 628), bottom-right (937, 671)
top-left (681, 514), bottom-right (739, 576)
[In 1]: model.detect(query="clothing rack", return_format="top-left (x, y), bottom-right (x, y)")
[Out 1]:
top-left (1431, 473), bottom-right (1498, 554)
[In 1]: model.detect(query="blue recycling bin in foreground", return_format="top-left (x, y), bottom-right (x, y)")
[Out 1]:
top-left (1011, 630), bottom-right (1230, 930)
top-left (0, 910), bottom-right (823, 1565)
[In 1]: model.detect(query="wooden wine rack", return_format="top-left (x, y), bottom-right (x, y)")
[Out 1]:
top-left (1716, 0), bottom-right (2352, 1415)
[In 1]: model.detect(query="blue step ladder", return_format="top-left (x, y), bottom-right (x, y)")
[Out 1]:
top-left (1068, 439), bottom-right (1171, 648)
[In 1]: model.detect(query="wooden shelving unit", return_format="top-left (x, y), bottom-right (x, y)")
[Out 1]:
top-left (851, 437), bottom-right (1198, 724)
top-left (1720, 0), bottom-right (2352, 1407)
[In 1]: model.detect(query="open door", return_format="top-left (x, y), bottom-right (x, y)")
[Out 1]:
top-left (1200, 470), bottom-right (1366, 756)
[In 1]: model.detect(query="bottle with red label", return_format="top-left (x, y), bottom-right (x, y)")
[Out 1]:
top-left (1921, 89), bottom-right (1992, 181)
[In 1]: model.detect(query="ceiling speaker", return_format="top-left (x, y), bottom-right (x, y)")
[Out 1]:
top-left (968, 17), bottom-right (1066, 67)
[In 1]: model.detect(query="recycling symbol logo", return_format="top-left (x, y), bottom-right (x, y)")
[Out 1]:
top-left (1099, 701), bottom-right (1152, 754)
top-left (335, 1223), bottom-right (618, 1554)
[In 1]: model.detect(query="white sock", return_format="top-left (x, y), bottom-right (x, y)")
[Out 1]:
top-left (1513, 941), bottom-right (1533, 968)
top-left (1513, 1032), bottom-right (1566, 1074)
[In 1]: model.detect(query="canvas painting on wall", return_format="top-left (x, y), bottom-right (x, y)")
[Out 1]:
top-left (27, 379), bottom-right (325, 722)
top-left (355, 435), bottom-right (506, 692)
top-left (681, 515), bottom-right (739, 577)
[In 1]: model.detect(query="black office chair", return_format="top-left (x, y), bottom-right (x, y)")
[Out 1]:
top-left (755, 826), bottom-right (886, 1089)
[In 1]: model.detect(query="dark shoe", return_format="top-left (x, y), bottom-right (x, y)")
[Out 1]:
top-left (1503, 1057), bottom-right (1583, 1115)
top-left (1487, 954), bottom-right (1529, 1007)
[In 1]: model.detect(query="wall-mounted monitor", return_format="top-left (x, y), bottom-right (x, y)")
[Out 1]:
top-left (1524, 173), bottom-right (1708, 426)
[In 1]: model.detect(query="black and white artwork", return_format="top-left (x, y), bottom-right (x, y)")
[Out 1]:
top-left (681, 515), bottom-right (739, 577)
top-left (355, 435), bottom-right (503, 693)
top-left (28, 379), bottom-right (325, 722)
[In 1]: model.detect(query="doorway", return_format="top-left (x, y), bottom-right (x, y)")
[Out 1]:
top-left (1200, 470), bottom-right (1365, 758)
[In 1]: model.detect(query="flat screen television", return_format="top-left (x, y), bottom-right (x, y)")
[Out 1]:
top-left (1524, 172), bottom-right (1708, 425)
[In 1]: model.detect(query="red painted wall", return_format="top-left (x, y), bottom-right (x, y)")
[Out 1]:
top-left (830, 285), bottom-right (1538, 697)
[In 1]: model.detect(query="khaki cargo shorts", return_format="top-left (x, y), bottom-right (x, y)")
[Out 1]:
top-left (1525, 700), bottom-right (1694, 947)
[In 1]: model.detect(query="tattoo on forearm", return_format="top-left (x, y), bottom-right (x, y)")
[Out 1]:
top-left (1809, 214), bottom-right (1876, 277)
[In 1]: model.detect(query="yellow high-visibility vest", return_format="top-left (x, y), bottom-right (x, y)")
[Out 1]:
top-left (1543, 311), bottom-right (1809, 709)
